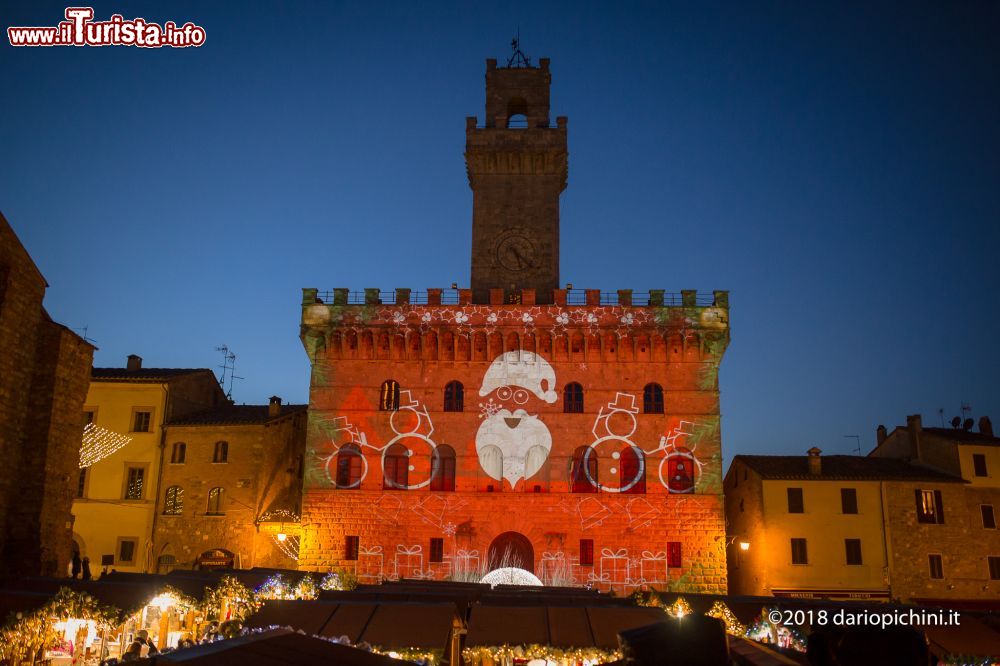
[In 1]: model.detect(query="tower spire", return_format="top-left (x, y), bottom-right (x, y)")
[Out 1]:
top-left (506, 30), bottom-right (532, 68)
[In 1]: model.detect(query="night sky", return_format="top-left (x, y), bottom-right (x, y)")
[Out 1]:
top-left (3, 2), bottom-right (998, 463)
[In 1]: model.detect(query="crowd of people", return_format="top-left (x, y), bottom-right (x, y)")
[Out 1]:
top-left (107, 620), bottom-right (239, 662)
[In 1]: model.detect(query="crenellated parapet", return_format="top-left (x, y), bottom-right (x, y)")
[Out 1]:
top-left (300, 287), bottom-right (730, 365)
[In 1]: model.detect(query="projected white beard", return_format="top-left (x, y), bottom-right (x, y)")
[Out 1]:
top-left (476, 408), bottom-right (552, 486)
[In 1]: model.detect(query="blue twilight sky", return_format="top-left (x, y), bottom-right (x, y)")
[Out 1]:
top-left (2, 1), bottom-right (998, 464)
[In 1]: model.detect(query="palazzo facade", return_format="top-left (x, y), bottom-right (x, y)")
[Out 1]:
top-left (297, 56), bottom-right (730, 594)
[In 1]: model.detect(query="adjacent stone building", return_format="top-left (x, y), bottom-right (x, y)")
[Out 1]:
top-left (297, 56), bottom-right (731, 594)
top-left (870, 414), bottom-right (1000, 605)
top-left (73, 357), bottom-right (226, 573)
top-left (727, 415), bottom-right (1000, 606)
top-left (152, 397), bottom-right (307, 572)
top-left (0, 211), bottom-right (95, 577)
top-left (725, 448), bottom-right (963, 601)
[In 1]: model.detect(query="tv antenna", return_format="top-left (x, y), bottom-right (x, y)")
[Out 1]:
top-left (215, 344), bottom-right (243, 400)
top-left (507, 28), bottom-right (531, 68)
top-left (72, 325), bottom-right (97, 345)
top-left (844, 435), bottom-right (862, 455)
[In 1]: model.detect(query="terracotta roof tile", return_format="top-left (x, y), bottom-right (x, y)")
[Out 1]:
top-left (733, 455), bottom-right (964, 482)
top-left (167, 403), bottom-right (307, 426)
top-left (91, 367), bottom-right (214, 381)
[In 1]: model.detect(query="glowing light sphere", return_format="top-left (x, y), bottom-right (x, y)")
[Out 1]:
top-left (479, 567), bottom-right (543, 587)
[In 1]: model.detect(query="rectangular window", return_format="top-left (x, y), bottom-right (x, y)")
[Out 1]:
top-left (579, 539), bottom-right (594, 567)
top-left (787, 487), bottom-right (804, 513)
top-left (132, 410), bottom-right (152, 433)
top-left (345, 536), bottom-right (359, 561)
top-left (430, 538), bottom-right (444, 563)
top-left (983, 505), bottom-right (997, 529)
top-left (916, 489), bottom-right (945, 524)
top-left (845, 539), bottom-right (863, 565)
top-left (76, 468), bottom-right (87, 499)
top-left (974, 454), bottom-right (988, 477)
top-left (928, 554), bottom-right (943, 579)
top-left (791, 538), bottom-right (808, 565)
top-left (124, 466), bottom-right (145, 500)
top-left (989, 557), bottom-right (1000, 581)
top-left (117, 538), bottom-right (137, 565)
top-left (83, 410), bottom-right (95, 427)
top-left (667, 541), bottom-right (682, 568)
top-left (841, 488), bottom-right (858, 514)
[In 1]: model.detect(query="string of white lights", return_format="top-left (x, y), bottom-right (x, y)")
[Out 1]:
top-left (271, 533), bottom-right (300, 560)
top-left (79, 423), bottom-right (132, 468)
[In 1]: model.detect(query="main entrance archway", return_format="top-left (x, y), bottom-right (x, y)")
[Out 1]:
top-left (487, 531), bottom-right (534, 573)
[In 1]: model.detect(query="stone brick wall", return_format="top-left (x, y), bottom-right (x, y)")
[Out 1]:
top-left (723, 461), bottom-right (767, 595)
top-left (300, 490), bottom-right (727, 594)
top-left (154, 411), bottom-right (306, 570)
top-left (24, 321), bottom-right (95, 576)
top-left (0, 216), bottom-right (46, 567)
top-left (885, 480), bottom-right (1000, 602)
top-left (0, 213), bottom-right (94, 576)
top-left (299, 295), bottom-right (730, 594)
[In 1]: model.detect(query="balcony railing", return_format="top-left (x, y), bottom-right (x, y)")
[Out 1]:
top-left (310, 289), bottom-right (722, 308)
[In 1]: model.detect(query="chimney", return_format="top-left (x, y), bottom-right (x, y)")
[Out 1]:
top-left (981, 416), bottom-right (994, 438)
top-left (876, 425), bottom-right (887, 446)
top-left (807, 447), bottom-right (822, 475)
top-left (907, 414), bottom-right (923, 460)
top-left (268, 396), bottom-right (282, 418)
top-left (126, 354), bottom-right (142, 371)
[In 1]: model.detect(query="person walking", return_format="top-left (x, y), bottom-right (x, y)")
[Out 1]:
top-left (70, 553), bottom-right (82, 579)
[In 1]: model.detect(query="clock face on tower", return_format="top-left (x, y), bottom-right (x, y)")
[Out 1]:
top-left (495, 233), bottom-right (537, 272)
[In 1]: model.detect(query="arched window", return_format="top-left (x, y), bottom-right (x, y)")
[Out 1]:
top-left (213, 441), bottom-right (228, 463)
top-left (206, 487), bottom-right (225, 515)
top-left (620, 446), bottom-right (646, 494)
top-left (564, 382), bottom-right (584, 413)
top-left (444, 381), bottom-right (464, 412)
top-left (570, 446), bottom-right (598, 493)
top-left (383, 443), bottom-right (409, 490)
top-left (163, 486), bottom-right (183, 514)
top-left (430, 445), bottom-right (456, 492)
top-left (335, 444), bottom-right (363, 489)
top-left (507, 113), bottom-right (528, 128)
top-left (643, 383), bottom-right (664, 414)
top-left (170, 442), bottom-right (186, 464)
top-left (379, 380), bottom-right (400, 411)
top-left (156, 554), bottom-right (176, 574)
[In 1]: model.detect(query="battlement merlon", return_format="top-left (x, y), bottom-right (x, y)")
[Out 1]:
top-left (300, 288), bottom-right (730, 357)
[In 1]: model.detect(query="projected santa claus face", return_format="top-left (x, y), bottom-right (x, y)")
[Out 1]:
top-left (476, 351), bottom-right (557, 487)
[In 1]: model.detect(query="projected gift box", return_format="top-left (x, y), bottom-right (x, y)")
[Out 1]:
top-left (357, 545), bottom-right (384, 583)
top-left (394, 544), bottom-right (423, 579)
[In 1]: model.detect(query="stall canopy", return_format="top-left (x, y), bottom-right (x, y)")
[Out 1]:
top-left (138, 628), bottom-right (411, 665)
top-left (925, 615), bottom-right (1000, 660)
top-left (465, 605), bottom-right (666, 649)
top-left (247, 601), bottom-right (456, 650)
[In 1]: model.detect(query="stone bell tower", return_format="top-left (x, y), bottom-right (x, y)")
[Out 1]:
top-left (466, 55), bottom-right (568, 304)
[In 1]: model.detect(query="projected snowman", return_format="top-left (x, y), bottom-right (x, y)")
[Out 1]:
top-left (476, 351), bottom-right (558, 487)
